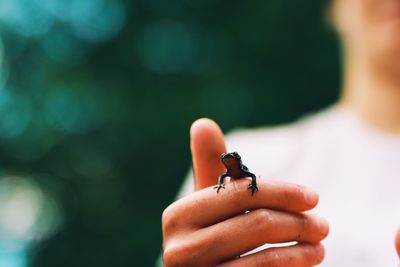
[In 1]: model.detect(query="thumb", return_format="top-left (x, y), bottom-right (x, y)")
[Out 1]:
top-left (396, 228), bottom-right (400, 258)
top-left (190, 118), bottom-right (227, 191)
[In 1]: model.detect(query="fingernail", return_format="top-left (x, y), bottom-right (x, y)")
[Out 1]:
top-left (315, 216), bottom-right (329, 236)
top-left (303, 188), bottom-right (319, 206)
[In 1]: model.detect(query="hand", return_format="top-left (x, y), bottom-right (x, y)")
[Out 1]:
top-left (396, 229), bottom-right (400, 266)
top-left (162, 119), bottom-right (329, 267)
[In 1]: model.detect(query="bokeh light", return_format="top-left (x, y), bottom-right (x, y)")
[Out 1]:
top-left (68, 0), bottom-right (125, 43)
top-left (0, 0), bottom-right (54, 37)
top-left (0, 175), bottom-right (61, 267)
top-left (0, 0), bottom-right (124, 42)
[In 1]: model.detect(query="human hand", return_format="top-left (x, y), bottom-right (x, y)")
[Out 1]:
top-left (162, 119), bottom-right (329, 266)
top-left (396, 229), bottom-right (400, 267)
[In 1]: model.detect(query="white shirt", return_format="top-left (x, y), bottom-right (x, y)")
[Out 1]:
top-left (175, 106), bottom-right (400, 267)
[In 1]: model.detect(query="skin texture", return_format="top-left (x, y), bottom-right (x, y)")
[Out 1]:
top-left (162, 119), bottom-right (329, 266)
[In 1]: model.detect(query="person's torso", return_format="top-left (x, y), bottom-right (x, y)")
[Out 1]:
top-left (220, 106), bottom-right (400, 266)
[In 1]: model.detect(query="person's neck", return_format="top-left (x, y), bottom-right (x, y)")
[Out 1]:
top-left (340, 55), bottom-right (400, 133)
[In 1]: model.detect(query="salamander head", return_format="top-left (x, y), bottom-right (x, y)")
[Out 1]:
top-left (221, 152), bottom-right (241, 168)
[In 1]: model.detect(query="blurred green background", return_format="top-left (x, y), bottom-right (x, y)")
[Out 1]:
top-left (0, 0), bottom-right (340, 266)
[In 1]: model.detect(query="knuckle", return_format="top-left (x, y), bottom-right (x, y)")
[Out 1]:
top-left (162, 246), bottom-right (175, 267)
top-left (291, 215), bottom-right (309, 241)
top-left (279, 185), bottom-right (295, 204)
top-left (163, 245), bottom-right (185, 267)
top-left (252, 209), bottom-right (274, 227)
top-left (296, 214), bottom-right (308, 233)
top-left (292, 184), bottom-right (305, 200)
top-left (280, 188), bottom-right (291, 204)
top-left (163, 240), bottom-right (202, 267)
top-left (162, 202), bottom-right (180, 234)
top-left (280, 183), bottom-right (304, 206)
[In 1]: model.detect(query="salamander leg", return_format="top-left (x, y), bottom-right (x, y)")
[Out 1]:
top-left (246, 172), bottom-right (259, 196)
top-left (214, 173), bottom-right (228, 193)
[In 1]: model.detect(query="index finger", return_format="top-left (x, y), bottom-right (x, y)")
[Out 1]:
top-left (168, 178), bottom-right (319, 228)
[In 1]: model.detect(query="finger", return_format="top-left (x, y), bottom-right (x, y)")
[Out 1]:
top-left (195, 209), bottom-right (329, 262)
top-left (163, 179), bottom-right (319, 229)
top-left (396, 227), bottom-right (400, 257)
top-left (190, 118), bottom-right (227, 190)
top-left (218, 243), bottom-right (325, 267)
